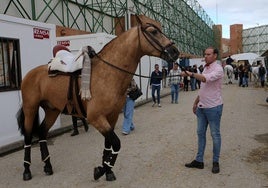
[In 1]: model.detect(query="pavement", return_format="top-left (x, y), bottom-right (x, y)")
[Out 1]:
top-left (0, 83), bottom-right (267, 188)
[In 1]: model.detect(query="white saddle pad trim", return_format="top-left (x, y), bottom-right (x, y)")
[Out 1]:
top-left (48, 49), bottom-right (83, 72)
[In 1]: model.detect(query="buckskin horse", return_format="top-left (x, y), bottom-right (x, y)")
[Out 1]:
top-left (16, 15), bottom-right (179, 181)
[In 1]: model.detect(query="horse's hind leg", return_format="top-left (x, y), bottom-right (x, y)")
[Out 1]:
top-left (38, 123), bottom-right (53, 176)
top-left (94, 130), bottom-right (121, 181)
top-left (38, 109), bottom-right (60, 176)
top-left (20, 107), bottom-right (39, 181)
top-left (23, 133), bottom-right (33, 180)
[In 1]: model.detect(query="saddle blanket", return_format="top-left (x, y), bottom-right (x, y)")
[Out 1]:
top-left (48, 49), bottom-right (84, 73)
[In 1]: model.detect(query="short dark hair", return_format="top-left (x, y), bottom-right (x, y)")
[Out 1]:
top-left (213, 48), bottom-right (219, 55)
top-left (204, 46), bottom-right (219, 56)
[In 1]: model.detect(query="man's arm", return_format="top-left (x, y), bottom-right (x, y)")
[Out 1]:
top-left (193, 95), bottom-right (199, 114)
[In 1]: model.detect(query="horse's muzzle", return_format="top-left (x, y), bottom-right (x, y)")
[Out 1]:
top-left (161, 44), bottom-right (180, 63)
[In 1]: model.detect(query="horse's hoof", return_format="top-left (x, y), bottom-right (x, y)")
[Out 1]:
top-left (23, 172), bottom-right (32, 181)
top-left (106, 171), bottom-right (116, 181)
top-left (94, 166), bottom-right (105, 180)
top-left (44, 166), bottom-right (53, 175)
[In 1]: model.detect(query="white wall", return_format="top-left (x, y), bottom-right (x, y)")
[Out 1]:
top-left (0, 14), bottom-right (57, 147)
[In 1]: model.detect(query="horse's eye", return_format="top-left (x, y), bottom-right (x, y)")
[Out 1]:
top-left (150, 29), bottom-right (158, 35)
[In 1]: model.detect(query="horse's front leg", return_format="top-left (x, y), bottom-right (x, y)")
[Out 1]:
top-left (39, 121), bottom-right (53, 176)
top-left (94, 130), bottom-right (121, 181)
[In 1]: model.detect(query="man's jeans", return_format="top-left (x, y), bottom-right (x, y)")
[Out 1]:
top-left (171, 84), bottom-right (179, 102)
top-left (190, 77), bottom-right (196, 91)
top-left (243, 76), bottom-right (248, 86)
top-left (195, 104), bottom-right (223, 163)
top-left (122, 97), bottom-right (135, 133)
top-left (152, 85), bottom-right (161, 104)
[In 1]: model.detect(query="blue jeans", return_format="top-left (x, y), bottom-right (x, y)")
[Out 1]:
top-left (190, 77), bottom-right (196, 91)
top-left (122, 97), bottom-right (135, 133)
top-left (243, 76), bottom-right (248, 86)
top-left (171, 84), bottom-right (179, 102)
top-left (195, 104), bottom-right (223, 163)
top-left (152, 85), bottom-right (161, 104)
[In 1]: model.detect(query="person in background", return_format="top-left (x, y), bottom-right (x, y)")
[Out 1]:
top-left (162, 66), bottom-right (168, 88)
top-left (122, 79), bottom-right (137, 135)
top-left (191, 65), bottom-right (198, 90)
top-left (196, 65), bottom-right (204, 89)
top-left (259, 63), bottom-right (266, 87)
top-left (181, 47), bottom-right (224, 174)
top-left (150, 64), bottom-right (162, 107)
top-left (226, 55), bottom-right (234, 65)
top-left (71, 116), bottom-right (89, 136)
top-left (238, 64), bottom-right (244, 87)
top-left (168, 62), bottom-right (182, 104)
top-left (183, 66), bottom-right (190, 91)
top-left (242, 64), bottom-right (250, 87)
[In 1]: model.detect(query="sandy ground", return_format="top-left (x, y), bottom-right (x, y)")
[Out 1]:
top-left (0, 83), bottom-right (267, 188)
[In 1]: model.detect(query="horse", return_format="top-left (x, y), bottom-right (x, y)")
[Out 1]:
top-left (16, 15), bottom-right (179, 182)
top-left (223, 64), bottom-right (234, 84)
top-left (251, 66), bottom-right (260, 86)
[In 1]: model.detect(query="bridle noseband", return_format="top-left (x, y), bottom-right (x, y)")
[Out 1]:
top-left (139, 23), bottom-right (175, 61)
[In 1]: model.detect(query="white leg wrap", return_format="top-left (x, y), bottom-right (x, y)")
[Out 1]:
top-left (43, 155), bottom-right (50, 162)
top-left (24, 145), bottom-right (31, 148)
top-left (24, 160), bottom-right (31, 165)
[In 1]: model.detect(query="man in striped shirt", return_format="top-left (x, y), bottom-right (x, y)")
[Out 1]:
top-left (168, 62), bottom-right (182, 104)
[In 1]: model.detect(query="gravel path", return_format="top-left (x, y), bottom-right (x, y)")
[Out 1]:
top-left (0, 83), bottom-right (267, 188)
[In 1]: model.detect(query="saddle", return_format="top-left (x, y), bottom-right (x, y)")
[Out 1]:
top-left (48, 45), bottom-right (84, 74)
top-left (49, 45), bottom-right (86, 117)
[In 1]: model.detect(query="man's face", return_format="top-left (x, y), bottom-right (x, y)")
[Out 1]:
top-left (204, 48), bottom-right (217, 64)
top-left (155, 65), bottom-right (159, 70)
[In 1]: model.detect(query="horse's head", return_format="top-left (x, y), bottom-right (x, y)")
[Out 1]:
top-left (136, 15), bottom-right (179, 63)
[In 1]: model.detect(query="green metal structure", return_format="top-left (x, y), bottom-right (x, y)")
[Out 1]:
top-left (0, 0), bottom-right (219, 57)
top-left (243, 25), bottom-right (268, 56)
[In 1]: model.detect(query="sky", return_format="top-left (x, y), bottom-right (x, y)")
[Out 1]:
top-left (197, 0), bottom-right (268, 38)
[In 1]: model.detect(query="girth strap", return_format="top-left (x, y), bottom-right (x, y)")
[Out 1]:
top-left (62, 72), bottom-right (87, 118)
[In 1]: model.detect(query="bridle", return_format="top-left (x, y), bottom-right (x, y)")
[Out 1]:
top-left (139, 23), bottom-right (175, 61)
top-left (93, 22), bottom-right (177, 78)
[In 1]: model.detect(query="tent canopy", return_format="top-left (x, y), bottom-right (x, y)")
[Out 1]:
top-left (231, 53), bottom-right (259, 65)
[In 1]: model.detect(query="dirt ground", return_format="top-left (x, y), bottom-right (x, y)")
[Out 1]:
top-left (0, 83), bottom-right (268, 188)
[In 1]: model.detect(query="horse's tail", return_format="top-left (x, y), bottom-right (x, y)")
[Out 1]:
top-left (16, 106), bottom-right (40, 137)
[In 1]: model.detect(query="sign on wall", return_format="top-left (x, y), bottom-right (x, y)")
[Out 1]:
top-left (33, 28), bottom-right (50, 39)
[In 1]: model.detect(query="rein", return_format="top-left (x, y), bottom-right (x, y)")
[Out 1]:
top-left (95, 53), bottom-right (151, 78)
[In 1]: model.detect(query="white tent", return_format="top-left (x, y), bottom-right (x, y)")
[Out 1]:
top-left (231, 53), bottom-right (259, 65)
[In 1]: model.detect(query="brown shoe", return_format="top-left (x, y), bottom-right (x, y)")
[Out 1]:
top-left (185, 160), bottom-right (204, 169)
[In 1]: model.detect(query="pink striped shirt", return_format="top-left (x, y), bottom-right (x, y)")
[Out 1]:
top-left (198, 61), bottom-right (224, 108)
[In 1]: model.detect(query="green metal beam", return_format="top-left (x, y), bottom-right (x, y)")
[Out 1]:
top-left (0, 0), bottom-right (219, 57)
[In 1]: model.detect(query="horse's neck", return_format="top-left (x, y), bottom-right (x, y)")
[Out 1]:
top-left (93, 28), bottom-right (142, 91)
top-left (100, 29), bottom-right (142, 68)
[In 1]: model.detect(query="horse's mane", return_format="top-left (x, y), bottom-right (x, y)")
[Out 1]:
top-left (97, 27), bottom-right (137, 56)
